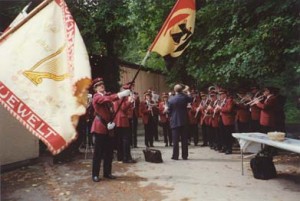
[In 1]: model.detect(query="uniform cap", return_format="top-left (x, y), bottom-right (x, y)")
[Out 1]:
top-left (144, 91), bottom-right (152, 97)
top-left (218, 89), bottom-right (228, 94)
top-left (92, 77), bottom-right (104, 88)
top-left (161, 92), bottom-right (168, 98)
top-left (209, 90), bottom-right (217, 96)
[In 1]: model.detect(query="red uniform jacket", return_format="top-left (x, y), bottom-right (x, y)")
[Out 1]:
top-left (140, 100), bottom-right (159, 125)
top-left (113, 97), bottom-right (132, 128)
top-left (91, 92), bottom-right (119, 134)
top-left (250, 105), bottom-right (261, 121)
top-left (256, 95), bottom-right (277, 127)
top-left (91, 93), bottom-right (119, 134)
top-left (209, 100), bottom-right (220, 128)
top-left (188, 101), bottom-right (199, 125)
top-left (236, 103), bottom-right (251, 123)
top-left (127, 93), bottom-right (140, 119)
top-left (221, 98), bottom-right (236, 126)
top-left (158, 101), bottom-right (169, 123)
top-left (198, 99), bottom-right (208, 125)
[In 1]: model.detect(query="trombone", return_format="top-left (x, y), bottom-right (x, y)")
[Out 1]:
top-left (246, 95), bottom-right (264, 106)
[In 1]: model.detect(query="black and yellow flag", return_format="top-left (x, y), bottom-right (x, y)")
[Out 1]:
top-left (149, 0), bottom-right (196, 69)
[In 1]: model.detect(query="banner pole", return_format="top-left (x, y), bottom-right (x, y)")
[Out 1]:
top-left (110, 51), bottom-right (151, 122)
top-left (0, 0), bottom-right (54, 42)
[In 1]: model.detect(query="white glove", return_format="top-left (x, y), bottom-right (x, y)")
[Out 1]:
top-left (117, 89), bottom-right (131, 99)
top-left (107, 122), bottom-right (115, 130)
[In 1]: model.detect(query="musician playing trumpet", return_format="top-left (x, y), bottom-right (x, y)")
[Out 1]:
top-left (140, 91), bottom-right (158, 147)
top-left (126, 82), bottom-right (140, 148)
top-left (187, 90), bottom-right (200, 146)
top-left (251, 86), bottom-right (277, 134)
top-left (235, 89), bottom-right (251, 133)
top-left (158, 93), bottom-right (172, 147)
top-left (206, 90), bottom-right (220, 150)
top-left (196, 91), bottom-right (210, 147)
top-left (249, 86), bottom-right (262, 132)
top-left (218, 89), bottom-right (235, 154)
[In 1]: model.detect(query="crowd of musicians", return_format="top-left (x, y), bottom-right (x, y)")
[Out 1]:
top-left (68, 77), bottom-right (286, 182)
top-left (85, 83), bottom-right (285, 152)
top-left (134, 85), bottom-right (285, 155)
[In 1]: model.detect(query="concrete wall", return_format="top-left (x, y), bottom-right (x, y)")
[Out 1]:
top-left (120, 66), bottom-right (171, 97)
top-left (0, 106), bottom-right (39, 166)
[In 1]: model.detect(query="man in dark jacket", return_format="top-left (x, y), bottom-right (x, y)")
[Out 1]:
top-left (168, 84), bottom-right (193, 160)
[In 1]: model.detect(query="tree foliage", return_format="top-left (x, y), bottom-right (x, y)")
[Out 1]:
top-left (187, 0), bottom-right (300, 89)
top-left (1, 0), bottom-right (299, 121)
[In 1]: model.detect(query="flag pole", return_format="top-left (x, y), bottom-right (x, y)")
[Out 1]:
top-left (0, 0), bottom-right (54, 42)
top-left (110, 50), bottom-right (151, 122)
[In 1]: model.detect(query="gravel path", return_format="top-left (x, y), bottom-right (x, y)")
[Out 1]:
top-left (1, 138), bottom-right (300, 201)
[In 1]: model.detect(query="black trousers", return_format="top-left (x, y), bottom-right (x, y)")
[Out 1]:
top-left (162, 122), bottom-right (172, 145)
top-left (144, 116), bottom-right (155, 147)
top-left (201, 124), bottom-right (208, 145)
top-left (116, 127), bottom-right (132, 162)
top-left (223, 124), bottom-right (235, 152)
top-left (189, 124), bottom-right (199, 145)
top-left (92, 133), bottom-right (113, 177)
top-left (237, 120), bottom-right (250, 133)
top-left (172, 126), bottom-right (188, 159)
top-left (250, 119), bottom-right (260, 132)
top-left (260, 125), bottom-right (273, 134)
top-left (207, 125), bottom-right (214, 147)
top-left (213, 126), bottom-right (222, 149)
top-left (129, 115), bottom-right (138, 147)
top-left (153, 114), bottom-right (159, 141)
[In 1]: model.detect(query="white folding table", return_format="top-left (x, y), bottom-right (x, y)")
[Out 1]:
top-left (232, 132), bottom-right (300, 175)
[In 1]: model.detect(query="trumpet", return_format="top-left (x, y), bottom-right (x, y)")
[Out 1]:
top-left (246, 95), bottom-right (264, 106)
top-left (146, 100), bottom-right (157, 116)
top-left (235, 94), bottom-right (252, 104)
top-left (212, 98), bottom-right (226, 118)
top-left (163, 101), bottom-right (168, 117)
top-left (194, 98), bottom-right (209, 118)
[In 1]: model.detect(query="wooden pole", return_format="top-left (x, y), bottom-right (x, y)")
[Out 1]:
top-left (0, 0), bottom-right (54, 43)
top-left (110, 51), bottom-right (151, 122)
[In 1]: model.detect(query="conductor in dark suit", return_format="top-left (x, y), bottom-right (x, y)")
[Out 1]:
top-left (168, 84), bottom-right (193, 160)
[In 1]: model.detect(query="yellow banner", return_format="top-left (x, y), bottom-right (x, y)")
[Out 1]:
top-left (0, 0), bottom-right (91, 154)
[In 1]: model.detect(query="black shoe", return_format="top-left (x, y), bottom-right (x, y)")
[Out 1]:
top-left (104, 174), bottom-right (117, 179)
top-left (92, 176), bottom-right (100, 182)
top-left (165, 144), bottom-right (168, 147)
top-left (150, 144), bottom-right (154, 147)
top-left (123, 159), bottom-right (136, 163)
top-left (225, 150), bottom-right (232, 155)
top-left (182, 158), bottom-right (188, 160)
top-left (171, 157), bottom-right (178, 160)
top-left (219, 148), bottom-right (226, 153)
top-left (133, 145), bottom-right (138, 148)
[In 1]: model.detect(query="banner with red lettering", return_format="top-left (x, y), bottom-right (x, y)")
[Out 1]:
top-left (0, 0), bottom-right (91, 154)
